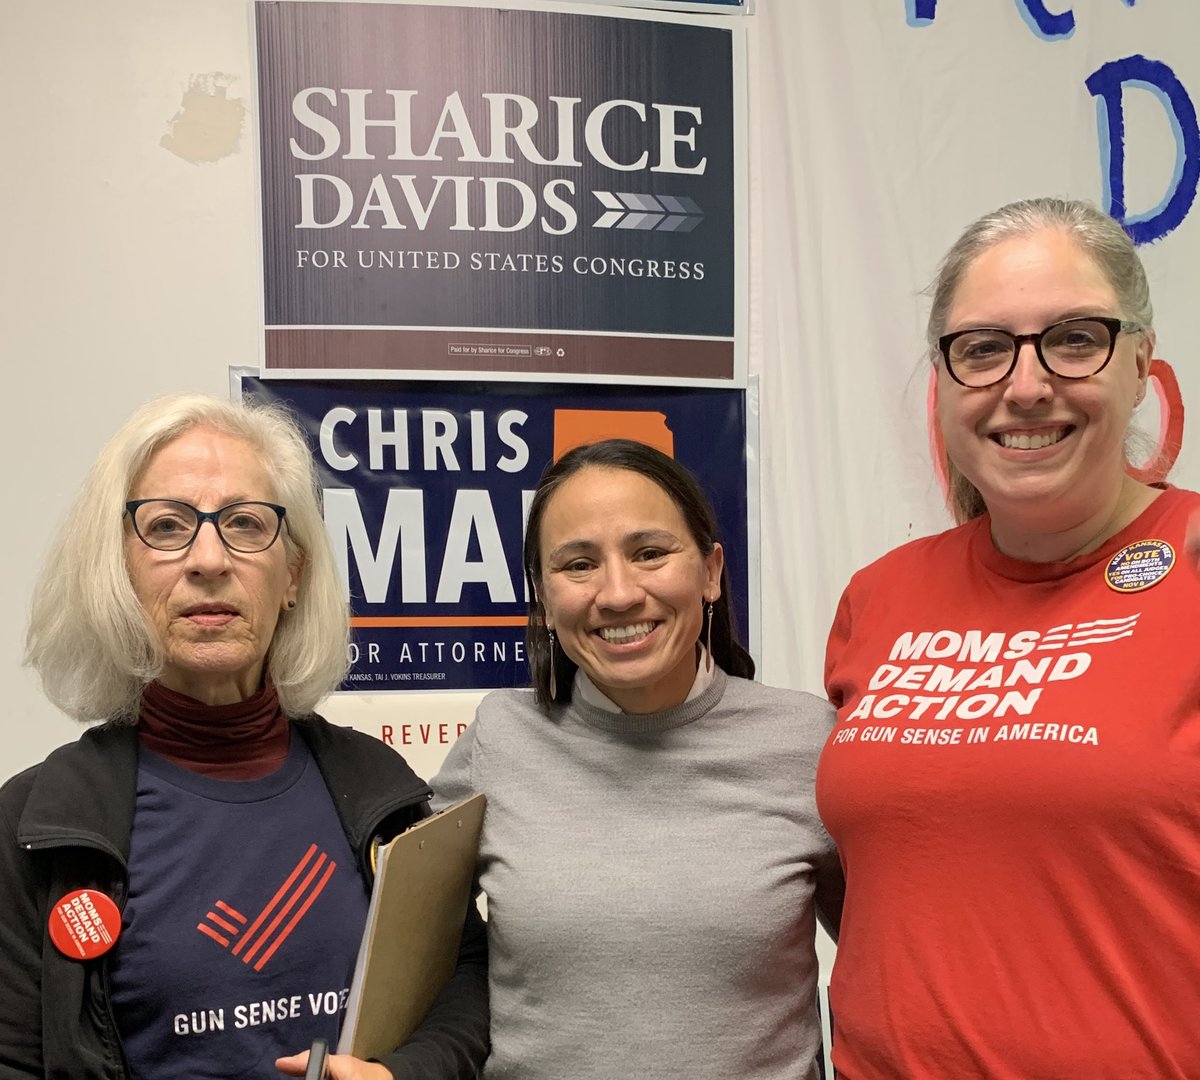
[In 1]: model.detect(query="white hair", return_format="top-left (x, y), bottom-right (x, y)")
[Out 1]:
top-left (26, 393), bottom-right (349, 721)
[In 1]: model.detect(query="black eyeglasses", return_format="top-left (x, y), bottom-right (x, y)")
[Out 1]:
top-left (125, 499), bottom-right (287, 553)
top-left (938, 316), bottom-right (1141, 388)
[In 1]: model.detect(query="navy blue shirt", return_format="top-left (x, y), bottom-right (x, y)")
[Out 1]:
top-left (110, 737), bottom-right (370, 1078)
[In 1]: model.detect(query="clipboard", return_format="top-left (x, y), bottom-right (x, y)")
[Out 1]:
top-left (337, 793), bottom-right (486, 1060)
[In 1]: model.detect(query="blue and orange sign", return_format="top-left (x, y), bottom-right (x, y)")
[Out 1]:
top-left (242, 376), bottom-right (751, 691)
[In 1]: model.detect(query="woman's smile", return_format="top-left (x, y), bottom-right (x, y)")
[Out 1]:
top-left (596, 621), bottom-right (658, 645)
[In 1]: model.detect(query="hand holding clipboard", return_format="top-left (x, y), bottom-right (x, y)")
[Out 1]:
top-left (338, 794), bottom-right (487, 1059)
top-left (276, 794), bottom-right (486, 1077)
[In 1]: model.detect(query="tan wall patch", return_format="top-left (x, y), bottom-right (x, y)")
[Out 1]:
top-left (161, 73), bottom-right (245, 164)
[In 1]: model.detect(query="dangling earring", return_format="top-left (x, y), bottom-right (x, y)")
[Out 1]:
top-left (704, 601), bottom-right (714, 672)
top-left (547, 628), bottom-right (558, 699)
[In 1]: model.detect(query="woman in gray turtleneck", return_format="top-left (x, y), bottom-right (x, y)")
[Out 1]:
top-left (434, 438), bottom-right (842, 1080)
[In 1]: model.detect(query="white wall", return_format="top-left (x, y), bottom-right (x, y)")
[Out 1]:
top-left (4, 1), bottom-right (266, 773)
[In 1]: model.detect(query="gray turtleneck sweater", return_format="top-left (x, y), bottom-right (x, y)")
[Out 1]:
top-left (431, 667), bottom-right (840, 1080)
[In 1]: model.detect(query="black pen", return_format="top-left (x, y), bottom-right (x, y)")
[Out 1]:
top-left (304, 1038), bottom-right (330, 1080)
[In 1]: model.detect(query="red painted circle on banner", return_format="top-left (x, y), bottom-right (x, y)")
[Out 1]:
top-left (48, 889), bottom-right (121, 960)
top-left (1128, 358), bottom-right (1185, 485)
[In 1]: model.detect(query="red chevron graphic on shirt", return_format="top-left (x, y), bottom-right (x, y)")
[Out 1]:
top-left (197, 843), bottom-right (337, 971)
top-left (197, 899), bottom-right (248, 947)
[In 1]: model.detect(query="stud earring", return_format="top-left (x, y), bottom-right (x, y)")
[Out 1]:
top-left (548, 628), bottom-right (558, 699)
top-left (286, 600), bottom-right (296, 610)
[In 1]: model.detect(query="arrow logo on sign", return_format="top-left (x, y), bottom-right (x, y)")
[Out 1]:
top-left (591, 192), bottom-right (704, 232)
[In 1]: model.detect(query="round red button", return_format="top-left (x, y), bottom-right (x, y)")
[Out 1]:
top-left (48, 889), bottom-right (121, 960)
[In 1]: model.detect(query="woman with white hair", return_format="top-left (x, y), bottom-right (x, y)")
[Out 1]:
top-left (0, 393), bottom-right (487, 1079)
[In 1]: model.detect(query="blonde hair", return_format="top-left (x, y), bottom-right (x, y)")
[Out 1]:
top-left (25, 393), bottom-right (349, 721)
top-left (927, 197), bottom-right (1154, 523)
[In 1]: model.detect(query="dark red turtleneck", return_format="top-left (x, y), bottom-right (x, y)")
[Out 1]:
top-left (137, 680), bottom-right (289, 780)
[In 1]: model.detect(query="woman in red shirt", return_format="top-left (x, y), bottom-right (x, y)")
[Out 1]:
top-left (818, 197), bottom-right (1200, 1079)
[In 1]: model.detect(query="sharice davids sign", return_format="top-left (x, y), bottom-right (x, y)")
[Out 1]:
top-left (564, 0), bottom-right (750, 11)
top-left (255, 1), bottom-right (745, 385)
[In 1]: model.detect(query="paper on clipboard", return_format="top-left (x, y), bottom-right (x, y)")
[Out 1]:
top-left (337, 793), bottom-right (486, 1060)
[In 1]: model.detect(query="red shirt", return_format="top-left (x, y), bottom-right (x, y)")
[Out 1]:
top-left (818, 486), bottom-right (1200, 1079)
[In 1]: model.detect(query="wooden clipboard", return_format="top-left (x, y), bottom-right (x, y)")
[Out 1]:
top-left (337, 793), bottom-right (486, 1060)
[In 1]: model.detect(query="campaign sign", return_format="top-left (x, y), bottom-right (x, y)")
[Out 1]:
top-left (256, 2), bottom-right (743, 384)
top-left (240, 375), bottom-right (752, 691)
top-left (579, 0), bottom-right (748, 10)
